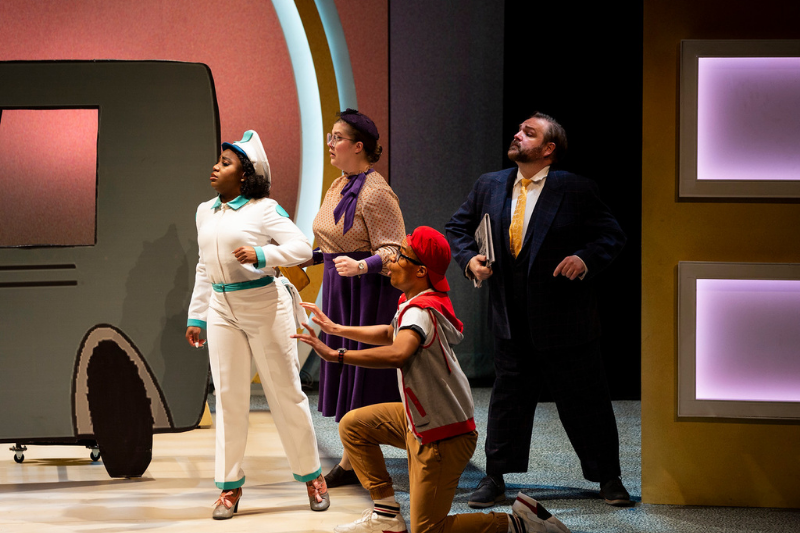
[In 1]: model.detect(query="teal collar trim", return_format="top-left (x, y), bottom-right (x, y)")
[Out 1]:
top-left (228, 196), bottom-right (249, 210)
top-left (211, 195), bottom-right (250, 210)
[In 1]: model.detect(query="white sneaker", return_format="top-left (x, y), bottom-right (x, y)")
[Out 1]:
top-left (510, 492), bottom-right (571, 533)
top-left (333, 509), bottom-right (408, 533)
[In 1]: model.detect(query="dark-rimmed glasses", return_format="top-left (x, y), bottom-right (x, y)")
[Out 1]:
top-left (394, 252), bottom-right (424, 266)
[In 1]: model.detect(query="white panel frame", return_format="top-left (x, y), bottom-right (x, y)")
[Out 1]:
top-left (678, 261), bottom-right (800, 419)
top-left (679, 40), bottom-right (800, 198)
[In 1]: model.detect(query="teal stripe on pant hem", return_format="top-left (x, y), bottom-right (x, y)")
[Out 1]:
top-left (294, 467), bottom-right (322, 483)
top-left (216, 476), bottom-right (245, 490)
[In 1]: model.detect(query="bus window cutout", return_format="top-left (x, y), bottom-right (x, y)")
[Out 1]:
top-left (0, 108), bottom-right (98, 247)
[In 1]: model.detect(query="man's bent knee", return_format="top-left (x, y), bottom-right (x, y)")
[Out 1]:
top-left (339, 409), bottom-right (359, 441)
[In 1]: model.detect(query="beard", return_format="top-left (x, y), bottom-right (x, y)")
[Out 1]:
top-left (508, 140), bottom-right (546, 163)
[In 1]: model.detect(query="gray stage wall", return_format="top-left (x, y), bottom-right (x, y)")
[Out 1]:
top-left (389, 1), bottom-right (504, 379)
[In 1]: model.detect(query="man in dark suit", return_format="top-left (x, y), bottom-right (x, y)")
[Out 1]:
top-left (445, 112), bottom-right (631, 507)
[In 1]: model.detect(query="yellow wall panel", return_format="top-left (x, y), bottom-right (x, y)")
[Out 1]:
top-left (642, 0), bottom-right (800, 508)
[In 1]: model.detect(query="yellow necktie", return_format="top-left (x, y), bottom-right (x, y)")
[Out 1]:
top-left (509, 178), bottom-right (532, 258)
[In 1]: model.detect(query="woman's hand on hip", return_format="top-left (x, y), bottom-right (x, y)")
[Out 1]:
top-left (185, 327), bottom-right (206, 348)
top-left (333, 255), bottom-right (363, 277)
top-left (233, 246), bottom-right (257, 264)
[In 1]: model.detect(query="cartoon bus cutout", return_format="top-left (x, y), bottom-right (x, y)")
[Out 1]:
top-left (0, 61), bottom-right (218, 477)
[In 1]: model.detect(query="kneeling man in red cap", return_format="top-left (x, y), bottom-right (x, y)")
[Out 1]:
top-left (293, 226), bottom-right (570, 533)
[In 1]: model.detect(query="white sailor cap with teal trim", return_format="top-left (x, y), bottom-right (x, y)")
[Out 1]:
top-left (222, 130), bottom-right (271, 185)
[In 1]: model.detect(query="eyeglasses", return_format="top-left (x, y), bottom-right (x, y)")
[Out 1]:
top-left (327, 133), bottom-right (356, 146)
top-left (393, 252), bottom-right (424, 266)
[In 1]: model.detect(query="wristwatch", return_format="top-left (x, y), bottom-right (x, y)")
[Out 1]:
top-left (337, 347), bottom-right (346, 365)
top-left (357, 260), bottom-right (366, 273)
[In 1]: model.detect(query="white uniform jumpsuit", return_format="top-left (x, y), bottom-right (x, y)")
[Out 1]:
top-left (187, 194), bottom-right (321, 489)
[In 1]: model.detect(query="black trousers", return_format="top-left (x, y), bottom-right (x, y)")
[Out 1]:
top-left (485, 299), bottom-right (622, 483)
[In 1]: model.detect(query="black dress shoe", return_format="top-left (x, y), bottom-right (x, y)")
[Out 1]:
top-left (468, 475), bottom-right (506, 508)
top-left (324, 464), bottom-right (360, 488)
top-left (599, 477), bottom-right (633, 507)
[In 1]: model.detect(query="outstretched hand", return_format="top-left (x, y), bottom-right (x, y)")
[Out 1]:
top-left (299, 302), bottom-right (339, 335)
top-left (291, 323), bottom-right (337, 361)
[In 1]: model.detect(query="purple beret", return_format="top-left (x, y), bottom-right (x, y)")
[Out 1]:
top-left (339, 108), bottom-right (379, 140)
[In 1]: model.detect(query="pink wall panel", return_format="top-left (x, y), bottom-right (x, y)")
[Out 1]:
top-left (336, 0), bottom-right (390, 179)
top-left (0, 0), bottom-right (301, 216)
top-left (0, 0), bottom-right (389, 227)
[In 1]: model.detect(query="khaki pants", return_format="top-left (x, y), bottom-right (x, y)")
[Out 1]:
top-left (340, 403), bottom-right (508, 533)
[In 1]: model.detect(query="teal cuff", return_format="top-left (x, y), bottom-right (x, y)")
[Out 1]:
top-left (255, 246), bottom-right (266, 269)
top-left (293, 467), bottom-right (322, 483)
top-left (187, 319), bottom-right (207, 329)
top-left (216, 476), bottom-right (245, 490)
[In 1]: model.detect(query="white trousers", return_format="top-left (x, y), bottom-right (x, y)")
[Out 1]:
top-left (206, 281), bottom-right (321, 489)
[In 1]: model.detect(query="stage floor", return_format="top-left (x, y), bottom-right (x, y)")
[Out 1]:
top-left (0, 411), bottom-right (371, 532)
top-left (3, 392), bottom-right (799, 532)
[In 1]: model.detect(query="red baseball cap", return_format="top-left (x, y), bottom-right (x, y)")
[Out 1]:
top-left (406, 226), bottom-right (451, 292)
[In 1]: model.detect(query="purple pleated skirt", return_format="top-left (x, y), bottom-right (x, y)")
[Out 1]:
top-left (317, 251), bottom-right (403, 421)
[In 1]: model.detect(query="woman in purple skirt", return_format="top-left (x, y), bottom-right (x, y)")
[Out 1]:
top-left (311, 109), bottom-right (404, 486)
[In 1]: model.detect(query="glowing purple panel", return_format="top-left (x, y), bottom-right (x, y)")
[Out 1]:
top-left (696, 279), bottom-right (800, 402)
top-left (697, 57), bottom-right (800, 181)
top-left (0, 109), bottom-right (97, 246)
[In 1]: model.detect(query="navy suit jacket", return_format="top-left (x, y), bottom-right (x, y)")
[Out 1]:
top-left (445, 167), bottom-right (625, 348)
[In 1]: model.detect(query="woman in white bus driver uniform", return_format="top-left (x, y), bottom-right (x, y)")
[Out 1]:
top-left (185, 131), bottom-right (329, 519)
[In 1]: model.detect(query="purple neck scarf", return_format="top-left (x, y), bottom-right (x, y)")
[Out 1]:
top-left (333, 168), bottom-right (374, 234)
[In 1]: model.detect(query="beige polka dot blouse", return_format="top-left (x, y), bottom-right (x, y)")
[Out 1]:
top-left (312, 171), bottom-right (405, 275)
